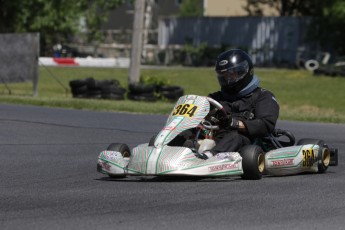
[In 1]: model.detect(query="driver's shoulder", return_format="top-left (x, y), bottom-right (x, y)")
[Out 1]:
top-left (254, 88), bottom-right (279, 107)
top-left (255, 87), bottom-right (275, 98)
top-left (208, 91), bottom-right (223, 101)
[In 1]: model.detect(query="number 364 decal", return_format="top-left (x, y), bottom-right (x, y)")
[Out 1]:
top-left (302, 148), bottom-right (316, 167)
top-left (172, 104), bottom-right (198, 118)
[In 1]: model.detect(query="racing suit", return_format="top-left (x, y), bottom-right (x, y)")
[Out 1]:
top-left (208, 87), bottom-right (280, 153)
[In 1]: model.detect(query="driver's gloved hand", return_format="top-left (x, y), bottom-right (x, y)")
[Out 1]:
top-left (229, 118), bottom-right (240, 129)
top-left (219, 115), bottom-right (240, 130)
top-left (219, 101), bottom-right (232, 113)
top-left (208, 101), bottom-right (231, 123)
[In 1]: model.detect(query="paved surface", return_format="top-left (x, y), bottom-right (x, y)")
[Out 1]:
top-left (0, 104), bottom-right (344, 230)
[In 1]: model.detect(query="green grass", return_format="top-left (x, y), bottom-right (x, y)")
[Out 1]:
top-left (0, 66), bottom-right (344, 123)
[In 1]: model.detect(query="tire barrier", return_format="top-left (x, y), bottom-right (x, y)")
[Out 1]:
top-left (128, 83), bottom-right (157, 102)
top-left (127, 83), bottom-right (185, 102)
top-left (304, 59), bottom-right (319, 71)
top-left (69, 78), bottom-right (126, 100)
top-left (70, 79), bottom-right (185, 102)
top-left (157, 85), bottom-right (184, 101)
top-left (313, 67), bottom-right (345, 77)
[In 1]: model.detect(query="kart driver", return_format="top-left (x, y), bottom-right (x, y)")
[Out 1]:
top-left (202, 49), bottom-right (280, 158)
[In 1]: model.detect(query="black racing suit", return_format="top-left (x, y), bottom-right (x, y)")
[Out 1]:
top-left (208, 87), bottom-right (280, 153)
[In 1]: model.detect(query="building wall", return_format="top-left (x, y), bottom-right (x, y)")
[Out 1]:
top-left (101, 0), bottom-right (279, 30)
top-left (204, 0), bottom-right (279, 16)
top-left (102, 0), bottom-right (182, 31)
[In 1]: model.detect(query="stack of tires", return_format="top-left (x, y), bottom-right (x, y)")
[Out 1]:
top-left (128, 83), bottom-right (157, 102)
top-left (313, 67), bottom-right (345, 77)
top-left (69, 78), bottom-right (126, 100)
top-left (127, 83), bottom-right (184, 102)
top-left (157, 85), bottom-right (184, 101)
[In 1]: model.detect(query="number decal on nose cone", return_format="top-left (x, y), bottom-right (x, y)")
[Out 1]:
top-left (302, 148), bottom-right (315, 167)
top-left (172, 104), bottom-right (198, 118)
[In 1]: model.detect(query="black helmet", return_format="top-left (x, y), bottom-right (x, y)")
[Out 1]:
top-left (215, 49), bottom-right (254, 94)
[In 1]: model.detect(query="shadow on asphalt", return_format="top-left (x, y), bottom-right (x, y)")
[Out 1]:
top-left (94, 176), bottom-right (243, 183)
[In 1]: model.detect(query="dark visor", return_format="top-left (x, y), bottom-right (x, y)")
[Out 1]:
top-left (217, 60), bottom-right (249, 84)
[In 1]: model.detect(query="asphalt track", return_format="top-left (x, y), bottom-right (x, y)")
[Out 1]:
top-left (0, 104), bottom-right (344, 230)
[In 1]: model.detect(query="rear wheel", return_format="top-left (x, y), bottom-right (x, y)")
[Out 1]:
top-left (297, 139), bottom-right (330, 173)
top-left (239, 145), bottom-right (265, 180)
top-left (107, 143), bottom-right (131, 158)
top-left (148, 134), bottom-right (157, 146)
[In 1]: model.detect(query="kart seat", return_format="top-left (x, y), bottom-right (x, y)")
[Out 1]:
top-left (254, 129), bottom-right (295, 152)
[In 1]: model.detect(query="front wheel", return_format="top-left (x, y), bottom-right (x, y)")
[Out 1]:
top-left (239, 145), bottom-right (265, 180)
top-left (107, 143), bottom-right (131, 158)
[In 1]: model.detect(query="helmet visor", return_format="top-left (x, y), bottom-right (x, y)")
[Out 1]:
top-left (217, 60), bottom-right (249, 86)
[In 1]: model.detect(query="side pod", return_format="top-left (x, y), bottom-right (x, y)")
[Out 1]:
top-left (265, 144), bottom-right (328, 176)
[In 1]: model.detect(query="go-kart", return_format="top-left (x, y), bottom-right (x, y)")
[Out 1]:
top-left (97, 95), bottom-right (338, 179)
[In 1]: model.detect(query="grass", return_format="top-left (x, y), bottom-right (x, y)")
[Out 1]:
top-left (0, 66), bottom-right (344, 123)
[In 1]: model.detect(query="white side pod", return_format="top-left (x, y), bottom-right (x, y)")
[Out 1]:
top-left (265, 145), bottom-right (321, 176)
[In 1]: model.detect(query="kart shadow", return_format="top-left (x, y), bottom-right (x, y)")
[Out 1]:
top-left (95, 170), bottom-right (337, 182)
top-left (263, 170), bottom-right (337, 178)
top-left (95, 176), bottom-right (243, 183)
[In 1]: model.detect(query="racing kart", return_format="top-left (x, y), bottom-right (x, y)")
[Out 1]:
top-left (97, 95), bottom-right (338, 179)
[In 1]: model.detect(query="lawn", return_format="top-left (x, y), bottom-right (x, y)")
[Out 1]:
top-left (0, 66), bottom-right (344, 123)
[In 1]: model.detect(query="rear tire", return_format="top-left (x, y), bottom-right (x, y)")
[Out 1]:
top-left (148, 134), bottom-right (157, 146)
top-left (239, 145), bottom-right (265, 180)
top-left (107, 143), bottom-right (131, 158)
top-left (296, 139), bottom-right (330, 173)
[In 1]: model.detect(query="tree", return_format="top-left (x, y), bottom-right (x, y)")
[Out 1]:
top-left (178, 0), bottom-right (203, 17)
top-left (244, 0), bottom-right (345, 55)
top-left (310, 0), bottom-right (345, 55)
top-left (243, 0), bottom-right (328, 16)
top-left (0, 0), bottom-right (124, 55)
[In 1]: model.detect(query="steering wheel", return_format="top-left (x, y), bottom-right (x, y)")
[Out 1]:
top-left (201, 97), bottom-right (227, 130)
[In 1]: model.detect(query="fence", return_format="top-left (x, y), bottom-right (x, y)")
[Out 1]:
top-left (158, 16), bottom-right (313, 67)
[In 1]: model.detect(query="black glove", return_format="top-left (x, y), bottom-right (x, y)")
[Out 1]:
top-left (229, 118), bottom-right (240, 129)
top-left (219, 101), bottom-right (232, 114)
top-left (219, 115), bottom-right (240, 130)
top-left (218, 115), bottom-right (230, 127)
top-left (208, 101), bottom-right (231, 122)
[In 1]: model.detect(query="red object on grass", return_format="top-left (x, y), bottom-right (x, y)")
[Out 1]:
top-left (53, 58), bottom-right (78, 65)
